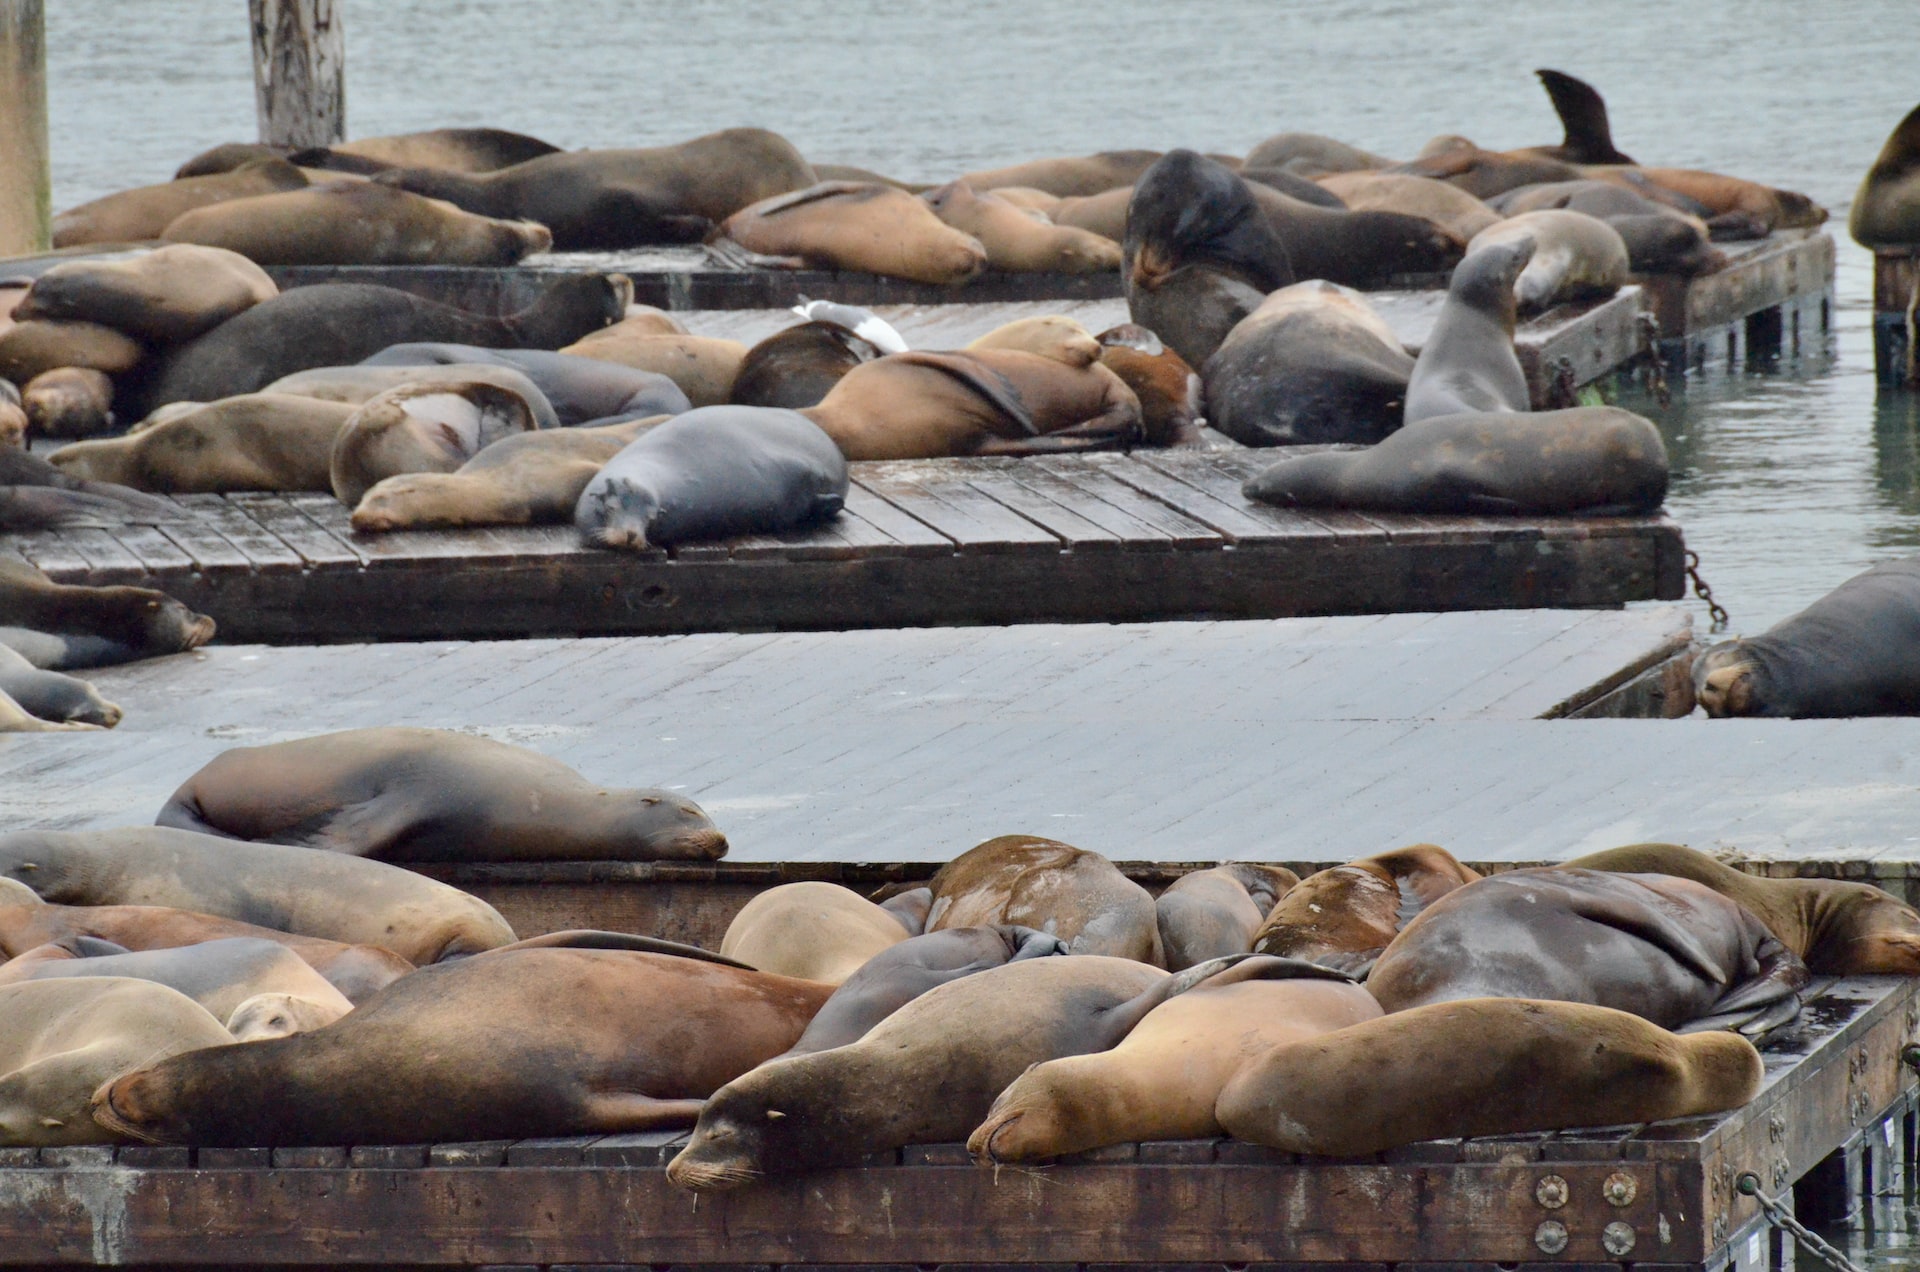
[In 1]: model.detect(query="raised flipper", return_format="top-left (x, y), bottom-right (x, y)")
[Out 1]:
top-left (1536, 69), bottom-right (1637, 166)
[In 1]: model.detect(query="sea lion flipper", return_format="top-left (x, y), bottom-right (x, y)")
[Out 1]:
top-left (894, 351), bottom-right (1038, 436)
top-left (1535, 69), bottom-right (1636, 166)
top-left (581, 1091), bottom-right (710, 1132)
top-left (478, 929), bottom-right (755, 969)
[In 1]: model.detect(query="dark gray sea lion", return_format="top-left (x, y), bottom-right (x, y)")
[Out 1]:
top-left (1248, 181), bottom-right (1465, 287)
top-left (1204, 280), bottom-right (1415, 446)
top-left (1155, 864), bottom-right (1300, 971)
top-left (924, 834), bottom-right (1162, 964)
top-left (14, 244), bottom-right (277, 344)
top-left (1243, 405), bottom-right (1669, 516)
top-left (576, 405), bottom-right (848, 551)
top-left (51, 158), bottom-right (311, 247)
top-left (0, 444), bottom-right (186, 527)
top-left (374, 128), bottom-right (817, 249)
top-left (92, 949), bottom-right (837, 1146)
top-left (1403, 240), bottom-right (1534, 426)
top-left (1523, 69), bottom-right (1638, 165)
top-left (728, 320), bottom-right (888, 410)
top-left (140, 273), bottom-right (630, 410)
top-left (0, 559), bottom-right (214, 667)
top-left (1853, 103), bottom-right (1920, 248)
top-left (1251, 844), bottom-right (1482, 975)
top-left (781, 924), bottom-right (1069, 1055)
top-left (1693, 557), bottom-right (1920, 719)
top-left (1466, 211), bottom-right (1630, 312)
top-left (1367, 867), bottom-right (1811, 1035)
top-left (0, 825), bottom-right (516, 963)
top-left (1490, 180), bottom-right (1722, 275)
top-left (360, 342), bottom-right (690, 422)
top-left (156, 726), bottom-right (727, 863)
top-left (0, 645), bottom-right (120, 726)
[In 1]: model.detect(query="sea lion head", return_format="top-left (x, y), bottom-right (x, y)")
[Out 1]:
top-left (575, 470), bottom-right (662, 551)
top-left (1451, 237), bottom-right (1537, 319)
top-left (104, 588), bottom-right (217, 655)
top-left (615, 788), bottom-right (728, 860)
top-left (1809, 883), bottom-right (1920, 976)
top-left (967, 1061), bottom-right (1102, 1163)
top-left (1693, 641), bottom-right (1759, 717)
top-left (667, 1058), bottom-right (823, 1192)
top-left (225, 991), bottom-right (350, 1042)
top-left (90, 1065), bottom-right (198, 1145)
top-left (1125, 150), bottom-right (1291, 293)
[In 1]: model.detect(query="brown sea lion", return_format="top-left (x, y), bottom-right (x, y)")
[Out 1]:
top-left (1249, 181), bottom-right (1466, 287)
top-left (718, 881), bottom-right (911, 984)
top-left (162, 180), bottom-right (553, 267)
top-left (970, 956), bottom-right (1377, 1160)
top-left (727, 321), bottom-right (886, 410)
top-left (48, 394), bottom-right (356, 493)
top-left (922, 180), bottom-right (1121, 274)
top-left (1243, 133), bottom-right (1394, 179)
top-left (1367, 868), bottom-right (1811, 1034)
top-left (1215, 998), bottom-right (1763, 1156)
top-left (0, 826), bottom-right (517, 963)
top-left (802, 348), bottom-right (1143, 460)
top-left (1402, 240), bottom-right (1534, 426)
top-left (175, 129), bottom-right (560, 179)
top-left (51, 158), bottom-right (311, 247)
top-left (0, 319), bottom-right (144, 385)
top-left (1853, 104), bottom-right (1920, 248)
top-left (14, 244), bottom-right (277, 344)
top-left (1589, 167), bottom-right (1826, 232)
top-left (92, 948), bottom-right (836, 1146)
top-left (1251, 845), bottom-right (1481, 974)
top-left (719, 182), bottom-right (988, 285)
top-left (989, 186), bottom-right (1065, 216)
top-left (1155, 864), bottom-right (1300, 971)
top-left (1096, 325), bottom-right (1202, 446)
top-left (328, 380), bottom-right (540, 505)
top-left (959, 151), bottom-right (1164, 198)
top-left (263, 361), bottom-right (560, 427)
top-left (562, 326), bottom-right (746, 407)
top-left (1466, 210), bottom-right (1630, 312)
top-left (924, 834), bottom-right (1162, 964)
top-left (155, 726), bottom-right (727, 863)
top-left (1562, 842), bottom-right (1920, 976)
top-left (666, 954), bottom-right (1174, 1189)
top-left (0, 559), bottom-right (214, 668)
top-left (1, 978), bottom-right (234, 1146)
top-left (21, 368), bottom-right (114, 438)
top-left (1316, 172), bottom-right (1501, 240)
top-left (1047, 186), bottom-right (1132, 241)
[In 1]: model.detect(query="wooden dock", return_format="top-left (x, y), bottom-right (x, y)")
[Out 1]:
top-left (1645, 229), bottom-right (1835, 371)
top-left (0, 973), bottom-right (1908, 1270)
top-left (0, 449), bottom-right (1686, 642)
top-left (1873, 248), bottom-right (1916, 386)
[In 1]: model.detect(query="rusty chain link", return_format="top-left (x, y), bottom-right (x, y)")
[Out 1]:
top-left (1687, 550), bottom-right (1730, 632)
top-left (1636, 312), bottom-right (1673, 407)
top-left (1736, 1173), bottom-right (1866, 1272)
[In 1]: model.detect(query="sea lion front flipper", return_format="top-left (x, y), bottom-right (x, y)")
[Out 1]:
top-left (893, 351), bottom-right (1038, 436)
top-left (1536, 69), bottom-right (1637, 166)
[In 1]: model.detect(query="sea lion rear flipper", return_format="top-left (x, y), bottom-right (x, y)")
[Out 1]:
top-left (704, 238), bottom-right (809, 271)
top-left (1536, 69), bottom-right (1636, 167)
top-left (1681, 934), bottom-right (1810, 1039)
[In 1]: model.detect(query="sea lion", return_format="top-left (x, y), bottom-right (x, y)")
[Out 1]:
top-left (22, 368), bottom-right (115, 438)
top-left (666, 954), bottom-right (1175, 1189)
top-left (1693, 557), bottom-right (1920, 719)
top-left (781, 924), bottom-right (1068, 1056)
top-left (0, 319), bottom-right (144, 385)
top-left (328, 380), bottom-right (540, 506)
top-left (374, 128), bottom-right (817, 249)
top-left (1590, 167), bottom-right (1826, 232)
top-left (727, 321), bottom-right (887, 410)
top-left (1403, 240), bottom-right (1533, 426)
top-left (14, 244), bottom-right (277, 344)
top-left (718, 881), bottom-right (911, 984)
top-left (970, 956), bottom-right (1378, 1161)
top-left (921, 180), bottom-right (1122, 274)
top-left (1096, 325), bottom-right (1202, 446)
top-left (1048, 186), bottom-right (1133, 242)
top-left (1852, 103), bottom-right (1920, 249)
top-left (0, 644), bottom-right (121, 726)
top-left (801, 348), bottom-right (1143, 460)
top-left (156, 726), bottom-right (727, 863)
top-left (1399, 135), bottom-right (1587, 200)
top-left (1237, 167), bottom-right (1350, 208)
top-left (0, 878), bottom-right (37, 905)
top-left (577, 405), bottom-right (848, 550)
top-left (1204, 280), bottom-right (1415, 446)
top-left (51, 158), bottom-right (311, 247)
top-left (1242, 405), bottom-right (1670, 516)
top-left (1249, 181), bottom-right (1465, 287)
top-left (139, 273), bottom-right (629, 410)
top-left (1466, 211), bottom-right (1630, 312)
top-left (1367, 868), bottom-right (1811, 1034)
top-left (959, 151), bottom-right (1165, 198)
top-left (719, 182), bottom-right (988, 285)
top-left (811, 163), bottom-right (926, 191)
top-left (1, 978), bottom-right (234, 1145)
top-left (1251, 844), bottom-right (1482, 975)
top-left (1315, 172), bottom-right (1501, 240)
top-left (263, 361), bottom-right (562, 428)
top-left (965, 315), bottom-right (1100, 365)
top-left (1214, 998), bottom-right (1763, 1156)
top-left (880, 887), bottom-right (934, 934)
top-left (295, 127), bottom-right (562, 175)
top-left (1490, 180), bottom-right (1722, 275)
top-left (0, 938), bottom-right (353, 1040)
top-left (611, 304), bottom-right (687, 336)
top-left (49, 394), bottom-right (357, 493)
top-left (0, 825), bottom-right (517, 963)
top-left (0, 902), bottom-right (413, 1003)
top-left (0, 691), bottom-right (97, 732)
top-left (92, 948), bottom-right (836, 1146)
top-left (561, 325), bottom-right (746, 407)
top-left (0, 559), bottom-right (214, 667)
top-left (1560, 843), bottom-right (1920, 976)
top-left (1243, 133), bottom-right (1394, 179)
top-left (350, 416), bottom-right (657, 533)
top-left (161, 180), bottom-right (553, 267)
top-left (1155, 863), bottom-right (1300, 970)
top-left (924, 834), bottom-right (1162, 964)
top-left (988, 186), bottom-right (1064, 216)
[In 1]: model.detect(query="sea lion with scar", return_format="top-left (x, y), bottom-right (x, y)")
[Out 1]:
top-left (1402, 240), bottom-right (1533, 425)
top-left (719, 183), bottom-right (988, 285)
top-left (52, 158), bottom-right (311, 247)
top-left (1215, 998), bottom-right (1762, 1156)
top-left (1251, 845), bottom-right (1482, 975)
top-left (157, 726), bottom-right (727, 863)
top-left (924, 835), bottom-right (1162, 964)
top-left (15, 244), bottom-right (277, 344)
top-left (718, 881), bottom-right (911, 984)
top-left (1692, 557), bottom-right (1920, 720)
top-left (92, 949), bottom-right (836, 1146)
top-left (1852, 104), bottom-right (1920, 249)
top-left (329, 380), bottom-right (540, 506)
top-left (49, 394), bottom-right (357, 493)
top-left (0, 825), bottom-right (516, 963)
top-left (1466, 211), bottom-right (1629, 312)
top-left (1155, 864), bottom-right (1299, 970)
top-left (921, 180), bottom-right (1121, 274)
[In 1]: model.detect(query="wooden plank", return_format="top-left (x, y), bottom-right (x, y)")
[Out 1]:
top-left (1129, 452), bottom-right (1338, 544)
top-left (854, 464), bottom-right (1063, 554)
top-left (227, 494), bottom-right (364, 570)
top-left (5, 529), bottom-right (90, 580)
top-left (166, 494), bottom-right (305, 572)
top-left (954, 460), bottom-right (1130, 552)
top-left (112, 520), bottom-right (214, 574)
top-left (1032, 455), bottom-right (1224, 550)
top-left (58, 526), bottom-right (158, 583)
top-left (838, 481), bottom-right (956, 556)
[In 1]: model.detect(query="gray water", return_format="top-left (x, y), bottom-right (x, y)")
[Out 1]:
top-left (37, 1), bottom-right (1920, 631)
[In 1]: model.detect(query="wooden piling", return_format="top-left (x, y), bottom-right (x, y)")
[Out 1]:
top-left (249, 0), bottom-right (344, 149)
top-left (1874, 249), bottom-right (1919, 386)
top-left (0, 0), bottom-right (49, 256)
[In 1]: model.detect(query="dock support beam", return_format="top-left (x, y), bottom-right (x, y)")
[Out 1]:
top-left (249, 0), bottom-right (344, 149)
top-left (0, 0), bottom-right (49, 256)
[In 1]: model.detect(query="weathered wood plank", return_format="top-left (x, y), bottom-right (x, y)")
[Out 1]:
top-left (166, 494), bottom-right (305, 572)
top-left (228, 494), bottom-right (364, 570)
top-left (855, 464), bottom-right (1063, 553)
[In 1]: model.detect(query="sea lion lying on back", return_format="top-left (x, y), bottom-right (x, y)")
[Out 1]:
top-left (329, 380), bottom-right (541, 506)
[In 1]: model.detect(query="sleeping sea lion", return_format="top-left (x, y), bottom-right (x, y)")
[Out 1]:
top-left (1402, 239), bottom-right (1533, 426)
top-left (921, 180), bottom-right (1121, 273)
top-left (51, 158), bottom-right (311, 247)
top-left (0, 644), bottom-right (121, 726)
top-left (728, 321), bottom-right (887, 410)
top-left (49, 394), bottom-right (357, 493)
top-left (965, 314), bottom-right (1100, 365)
top-left (1096, 325), bottom-right (1201, 446)
top-left (1249, 181), bottom-right (1465, 287)
top-left (22, 368), bottom-right (115, 438)
top-left (329, 380), bottom-right (541, 506)
top-left (718, 881), bottom-right (911, 984)
top-left (1589, 167), bottom-right (1826, 232)
top-left (924, 834), bottom-right (1161, 964)
top-left (361, 342), bottom-right (688, 429)
top-left (14, 244), bottom-right (277, 344)
top-left (1490, 180), bottom-right (1722, 274)
top-left (1315, 172), bottom-right (1501, 241)
top-left (959, 151), bottom-right (1165, 198)
top-left (263, 362), bottom-right (561, 428)
top-left (1251, 844), bottom-right (1482, 974)
top-left (1852, 103), bottom-right (1920, 249)
top-left (719, 182), bottom-right (988, 285)
top-left (0, 559), bottom-right (214, 667)
top-left (1154, 864), bottom-right (1299, 970)
top-left (1466, 210), bottom-right (1630, 312)
top-left (296, 127), bottom-right (561, 175)
top-left (0, 319), bottom-right (144, 385)
top-left (1398, 135), bottom-right (1587, 200)
top-left (561, 324), bottom-right (747, 407)
top-left (1242, 133), bottom-right (1393, 179)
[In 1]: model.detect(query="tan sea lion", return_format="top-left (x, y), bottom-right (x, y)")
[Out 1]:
top-left (1852, 104), bottom-right (1920, 248)
top-left (1251, 845), bottom-right (1481, 974)
top-left (15, 244), bottom-right (277, 345)
top-left (990, 186), bottom-right (1065, 216)
top-left (562, 326), bottom-right (746, 407)
top-left (263, 361), bottom-right (559, 426)
top-left (924, 834), bottom-right (1162, 964)
top-left (1589, 167), bottom-right (1826, 232)
top-left (296, 127), bottom-right (561, 175)
top-left (1399, 135), bottom-right (1587, 200)
top-left (970, 956), bottom-right (1378, 1160)
top-left (0, 826), bottom-right (516, 963)
top-left (1316, 172), bottom-right (1501, 240)
top-left (959, 151), bottom-right (1164, 198)
top-left (1466, 210), bottom-right (1630, 312)
top-left (155, 726), bottom-right (727, 863)
top-left (964, 315), bottom-right (1100, 365)
top-left (0, 878), bottom-right (38, 905)
top-left (922, 180), bottom-right (1121, 274)
top-left (48, 394), bottom-right (356, 493)
top-left (328, 380), bottom-right (540, 505)
top-left (162, 180), bottom-right (553, 267)
top-left (1048, 186), bottom-right (1133, 242)
top-left (719, 182), bottom-right (988, 285)
top-left (0, 319), bottom-right (144, 385)
top-left (1215, 998), bottom-right (1763, 1156)
top-left (1095, 325), bottom-right (1201, 446)
top-left (92, 948), bottom-right (835, 1146)
top-left (51, 158), bottom-right (312, 247)
top-left (1, 978), bottom-right (235, 1145)
top-left (718, 881), bottom-right (911, 984)
top-left (1488, 180), bottom-right (1723, 275)
top-left (615, 304), bottom-right (686, 335)
top-left (1155, 863), bottom-right (1300, 970)
top-left (21, 368), bottom-right (114, 438)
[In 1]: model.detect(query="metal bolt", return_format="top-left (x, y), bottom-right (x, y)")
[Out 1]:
top-left (1603, 1221), bottom-right (1638, 1256)
top-left (1536, 1174), bottom-right (1570, 1209)
top-left (1535, 1220), bottom-right (1569, 1254)
top-left (1603, 1172), bottom-right (1639, 1207)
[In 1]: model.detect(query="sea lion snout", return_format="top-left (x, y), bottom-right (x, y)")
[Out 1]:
top-left (89, 1072), bottom-right (174, 1144)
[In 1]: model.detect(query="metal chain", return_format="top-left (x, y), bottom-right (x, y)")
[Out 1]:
top-left (1636, 312), bottom-right (1673, 407)
top-left (1687, 549), bottom-right (1731, 631)
top-left (1736, 1172), bottom-right (1868, 1272)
